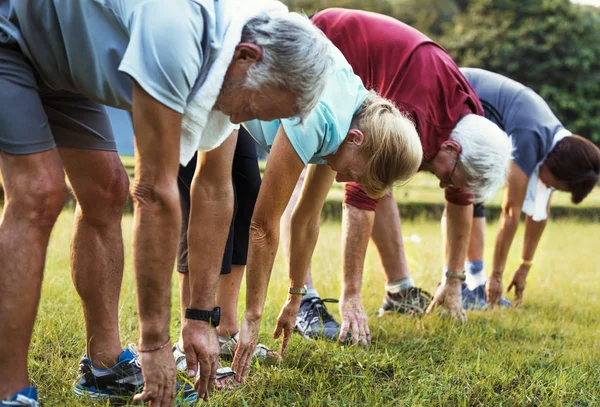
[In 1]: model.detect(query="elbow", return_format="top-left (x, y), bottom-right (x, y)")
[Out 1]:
top-left (250, 218), bottom-right (279, 249)
top-left (131, 180), bottom-right (179, 215)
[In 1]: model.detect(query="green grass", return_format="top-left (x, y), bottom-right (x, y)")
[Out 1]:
top-left (28, 210), bottom-right (600, 406)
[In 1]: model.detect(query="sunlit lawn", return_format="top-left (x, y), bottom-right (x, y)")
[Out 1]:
top-left (26, 209), bottom-right (600, 406)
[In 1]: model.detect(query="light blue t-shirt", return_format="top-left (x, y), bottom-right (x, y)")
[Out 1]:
top-left (244, 47), bottom-right (370, 165)
top-left (0, 0), bottom-right (223, 113)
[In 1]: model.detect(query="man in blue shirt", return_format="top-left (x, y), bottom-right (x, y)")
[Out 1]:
top-left (0, 1), bottom-right (333, 405)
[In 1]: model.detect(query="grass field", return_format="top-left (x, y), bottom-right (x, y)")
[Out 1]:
top-left (27, 210), bottom-right (600, 406)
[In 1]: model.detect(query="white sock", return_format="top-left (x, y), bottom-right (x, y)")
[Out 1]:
top-left (465, 260), bottom-right (486, 290)
top-left (304, 287), bottom-right (319, 299)
top-left (385, 277), bottom-right (415, 294)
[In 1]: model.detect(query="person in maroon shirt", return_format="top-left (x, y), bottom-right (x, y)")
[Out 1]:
top-left (270, 8), bottom-right (514, 349)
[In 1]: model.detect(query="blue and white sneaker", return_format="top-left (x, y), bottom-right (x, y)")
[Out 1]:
top-left (75, 344), bottom-right (198, 404)
top-left (461, 283), bottom-right (512, 310)
top-left (295, 296), bottom-right (340, 340)
top-left (1, 387), bottom-right (39, 406)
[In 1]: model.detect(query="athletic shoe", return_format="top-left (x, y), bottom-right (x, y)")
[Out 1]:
top-left (218, 333), bottom-right (281, 365)
top-left (461, 283), bottom-right (512, 310)
top-left (1, 387), bottom-right (38, 407)
top-left (172, 343), bottom-right (236, 382)
top-left (75, 344), bottom-right (197, 404)
top-left (377, 286), bottom-right (433, 317)
top-left (295, 296), bottom-right (340, 340)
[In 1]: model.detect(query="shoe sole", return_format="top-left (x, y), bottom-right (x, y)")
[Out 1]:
top-left (73, 386), bottom-right (130, 403)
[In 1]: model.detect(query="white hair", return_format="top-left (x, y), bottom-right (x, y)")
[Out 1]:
top-left (450, 114), bottom-right (514, 202)
top-left (241, 11), bottom-right (334, 121)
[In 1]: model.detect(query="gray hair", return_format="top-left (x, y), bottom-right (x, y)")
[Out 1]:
top-left (241, 11), bottom-right (334, 121)
top-left (451, 114), bottom-right (514, 202)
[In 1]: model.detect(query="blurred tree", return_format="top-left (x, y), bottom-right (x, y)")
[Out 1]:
top-left (282, 0), bottom-right (459, 37)
top-left (441, 0), bottom-right (600, 145)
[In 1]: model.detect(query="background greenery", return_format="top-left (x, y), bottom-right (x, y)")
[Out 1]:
top-left (283, 0), bottom-right (600, 146)
top-left (31, 211), bottom-right (600, 406)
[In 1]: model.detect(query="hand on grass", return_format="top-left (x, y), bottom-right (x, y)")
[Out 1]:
top-left (486, 273), bottom-right (504, 308)
top-left (133, 343), bottom-right (176, 407)
top-left (181, 319), bottom-right (220, 400)
top-left (273, 298), bottom-right (301, 357)
top-left (425, 279), bottom-right (466, 322)
top-left (232, 316), bottom-right (261, 383)
top-left (339, 294), bottom-right (370, 346)
top-left (507, 264), bottom-right (530, 307)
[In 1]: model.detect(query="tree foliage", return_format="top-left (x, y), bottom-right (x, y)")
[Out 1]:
top-left (283, 0), bottom-right (460, 37)
top-left (440, 0), bottom-right (600, 144)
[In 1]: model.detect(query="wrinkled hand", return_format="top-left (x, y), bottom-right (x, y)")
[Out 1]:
top-left (507, 264), bottom-right (530, 307)
top-left (231, 316), bottom-right (261, 383)
top-left (486, 273), bottom-right (504, 309)
top-left (181, 319), bottom-right (220, 400)
top-left (273, 298), bottom-right (301, 357)
top-left (133, 342), bottom-right (176, 406)
top-left (425, 280), bottom-right (466, 322)
top-left (339, 294), bottom-right (370, 346)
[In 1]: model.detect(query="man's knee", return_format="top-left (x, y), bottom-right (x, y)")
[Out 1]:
top-left (77, 165), bottom-right (130, 225)
top-left (10, 173), bottom-right (68, 229)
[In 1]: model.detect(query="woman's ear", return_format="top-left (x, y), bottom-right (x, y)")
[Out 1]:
top-left (346, 129), bottom-right (365, 146)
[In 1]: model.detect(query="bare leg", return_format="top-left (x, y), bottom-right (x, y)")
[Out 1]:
top-left (215, 265), bottom-right (244, 337)
top-left (467, 217), bottom-right (485, 262)
top-left (59, 148), bottom-right (129, 368)
top-left (280, 169), bottom-right (313, 287)
top-left (371, 193), bottom-right (410, 284)
top-left (0, 150), bottom-right (67, 399)
top-left (177, 272), bottom-right (189, 349)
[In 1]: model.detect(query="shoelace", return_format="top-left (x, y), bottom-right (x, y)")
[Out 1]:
top-left (411, 288), bottom-right (433, 301)
top-left (304, 297), bottom-right (339, 323)
top-left (127, 344), bottom-right (143, 369)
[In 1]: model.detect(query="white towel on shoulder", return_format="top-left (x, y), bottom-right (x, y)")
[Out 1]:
top-left (179, 0), bottom-right (288, 165)
top-left (522, 128), bottom-right (571, 221)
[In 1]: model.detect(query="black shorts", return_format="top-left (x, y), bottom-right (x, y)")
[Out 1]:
top-left (177, 127), bottom-right (261, 274)
top-left (473, 202), bottom-right (485, 218)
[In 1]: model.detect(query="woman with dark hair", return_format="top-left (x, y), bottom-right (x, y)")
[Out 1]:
top-left (455, 68), bottom-right (600, 308)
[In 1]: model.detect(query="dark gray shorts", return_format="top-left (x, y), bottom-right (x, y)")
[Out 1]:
top-left (0, 44), bottom-right (116, 154)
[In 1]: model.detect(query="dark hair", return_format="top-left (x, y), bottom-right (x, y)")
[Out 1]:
top-left (545, 135), bottom-right (600, 204)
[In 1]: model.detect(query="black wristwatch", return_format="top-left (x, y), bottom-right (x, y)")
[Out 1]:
top-left (185, 307), bottom-right (221, 327)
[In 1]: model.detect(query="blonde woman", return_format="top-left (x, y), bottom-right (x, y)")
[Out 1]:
top-left (175, 47), bottom-right (423, 385)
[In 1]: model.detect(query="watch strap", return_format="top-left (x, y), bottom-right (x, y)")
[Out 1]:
top-left (185, 307), bottom-right (221, 327)
top-left (288, 285), bottom-right (307, 295)
top-left (445, 271), bottom-right (466, 281)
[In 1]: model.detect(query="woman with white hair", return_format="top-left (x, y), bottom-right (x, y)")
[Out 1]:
top-left (175, 47), bottom-right (424, 385)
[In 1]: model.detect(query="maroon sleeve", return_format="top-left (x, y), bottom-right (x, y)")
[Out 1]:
top-left (444, 188), bottom-right (474, 206)
top-left (344, 182), bottom-right (379, 211)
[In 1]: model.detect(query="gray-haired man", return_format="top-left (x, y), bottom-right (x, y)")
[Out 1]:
top-left (0, 0), bottom-right (333, 405)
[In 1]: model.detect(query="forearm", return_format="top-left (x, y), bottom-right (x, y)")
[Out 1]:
top-left (188, 180), bottom-right (234, 309)
top-left (522, 215), bottom-right (547, 261)
top-left (245, 220), bottom-right (280, 320)
top-left (445, 202), bottom-right (473, 273)
top-left (132, 185), bottom-right (181, 344)
top-left (341, 203), bottom-right (375, 297)
top-left (491, 207), bottom-right (521, 276)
